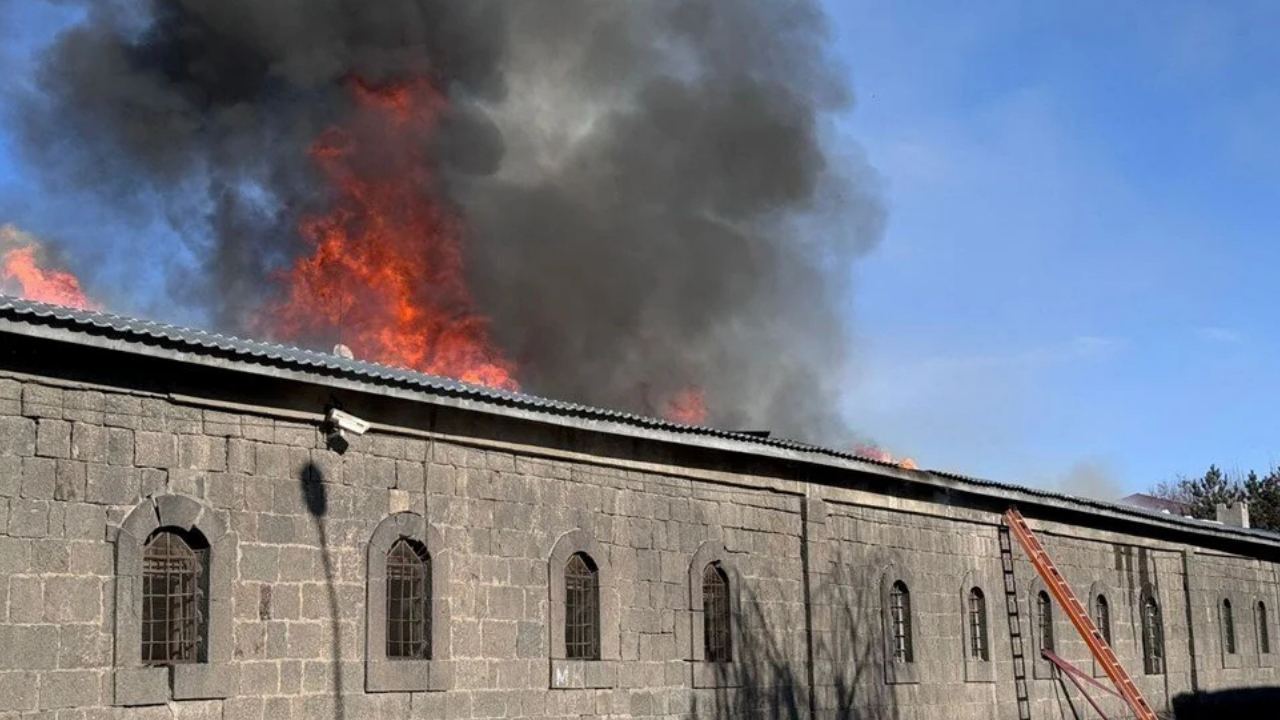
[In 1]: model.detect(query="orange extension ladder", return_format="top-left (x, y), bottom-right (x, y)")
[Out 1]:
top-left (1004, 507), bottom-right (1158, 720)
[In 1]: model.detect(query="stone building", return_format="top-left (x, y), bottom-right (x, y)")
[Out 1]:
top-left (0, 295), bottom-right (1277, 719)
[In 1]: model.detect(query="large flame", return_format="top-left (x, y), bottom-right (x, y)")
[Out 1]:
top-left (267, 81), bottom-right (517, 390)
top-left (664, 386), bottom-right (709, 425)
top-left (1, 226), bottom-right (98, 310)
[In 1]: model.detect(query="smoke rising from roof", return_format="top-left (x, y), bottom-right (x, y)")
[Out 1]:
top-left (12, 0), bottom-right (884, 444)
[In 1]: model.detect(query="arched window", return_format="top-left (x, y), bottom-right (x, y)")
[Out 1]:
top-left (1142, 594), bottom-right (1165, 675)
top-left (1259, 601), bottom-right (1272, 655)
top-left (703, 563), bottom-right (732, 663)
top-left (1094, 594), bottom-right (1111, 645)
top-left (1222, 599), bottom-right (1237, 654)
top-left (1037, 591), bottom-right (1055, 653)
top-left (968, 587), bottom-right (989, 661)
top-left (116, 494), bottom-right (234, 706)
top-left (890, 581), bottom-right (914, 663)
top-left (142, 528), bottom-right (209, 665)
top-left (366, 512), bottom-right (450, 693)
top-left (386, 539), bottom-right (431, 660)
top-left (565, 553), bottom-right (600, 660)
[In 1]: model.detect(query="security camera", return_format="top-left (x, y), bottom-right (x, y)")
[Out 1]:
top-left (324, 408), bottom-right (369, 455)
top-left (326, 408), bottom-right (370, 435)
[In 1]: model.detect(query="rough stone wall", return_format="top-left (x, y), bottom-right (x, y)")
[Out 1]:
top-left (1, 369), bottom-right (1278, 719)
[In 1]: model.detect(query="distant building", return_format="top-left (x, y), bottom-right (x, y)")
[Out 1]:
top-left (1119, 492), bottom-right (1191, 516)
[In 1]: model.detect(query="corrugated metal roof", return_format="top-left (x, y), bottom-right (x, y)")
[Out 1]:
top-left (3, 293), bottom-right (1279, 547)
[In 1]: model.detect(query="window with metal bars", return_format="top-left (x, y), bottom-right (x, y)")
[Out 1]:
top-left (889, 581), bottom-right (913, 663)
top-left (1259, 602), bottom-right (1271, 655)
top-left (1094, 594), bottom-right (1111, 645)
top-left (142, 528), bottom-right (208, 665)
top-left (386, 538), bottom-right (431, 660)
top-left (703, 563), bottom-right (732, 663)
top-left (1222, 599), bottom-right (1237, 654)
top-left (564, 553), bottom-right (600, 660)
top-left (1037, 591), bottom-right (1054, 653)
top-left (1142, 595), bottom-right (1164, 675)
top-left (968, 587), bottom-right (989, 661)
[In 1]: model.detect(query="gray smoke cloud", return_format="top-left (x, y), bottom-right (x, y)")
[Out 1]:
top-left (13, 0), bottom-right (884, 444)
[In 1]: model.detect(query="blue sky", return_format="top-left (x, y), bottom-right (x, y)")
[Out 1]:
top-left (827, 1), bottom-right (1280, 493)
top-left (4, 2), bottom-right (1280, 497)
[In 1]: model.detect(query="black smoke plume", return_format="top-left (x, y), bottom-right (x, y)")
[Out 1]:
top-left (12, 0), bottom-right (884, 444)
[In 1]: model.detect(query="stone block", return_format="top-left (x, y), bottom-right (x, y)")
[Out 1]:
top-left (21, 384), bottom-right (61, 417)
top-left (58, 623), bottom-right (111, 669)
top-left (106, 428), bottom-right (134, 466)
top-left (85, 465), bottom-right (141, 505)
top-left (63, 390), bottom-right (104, 423)
top-left (203, 409), bottom-right (243, 437)
top-left (0, 536), bottom-right (28, 574)
top-left (179, 435), bottom-right (227, 471)
top-left (38, 669), bottom-right (100, 709)
top-left (133, 431), bottom-right (177, 469)
top-left (257, 514), bottom-right (295, 545)
top-left (223, 697), bottom-right (266, 720)
top-left (35, 418), bottom-right (71, 458)
top-left (8, 576), bottom-right (43, 623)
top-left (238, 662), bottom-right (281, 695)
top-left (69, 423), bottom-right (108, 463)
top-left (0, 623), bottom-right (58, 669)
top-left (0, 456), bottom-right (20, 497)
top-left (240, 545), bottom-right (281, 582)
top-left (172, 699), bottom-right (227, 720)
top-left (113, 666), bottom-right (168, 707)
top-left (44, 577), bottom-right (102, 623)
top-left (20, 457), bottom-right (54, 499)
top-left (33, 538), bottom-right (67, 574)
top-left (0, 671), bottom-right (37, 711)
top-left (396, 460), bottom-right (425, 490)
top-left (8, 498), bottom-right (49, 537)
top-left (173, 664), bottom-right (234, 700)
top-left (207, 473), bottom-right (245, 510)
top-left (516, 621), bottom-right (546, 658)
top-left (227, 439), bottom-right (255, 474)
top-left (256, 444), bottom-right (289, 478)
top-left (54, 459), bottom-right (87, 501)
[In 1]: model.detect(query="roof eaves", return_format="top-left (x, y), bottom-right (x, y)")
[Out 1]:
top-left (3, 295), bottom-right (1280, 551)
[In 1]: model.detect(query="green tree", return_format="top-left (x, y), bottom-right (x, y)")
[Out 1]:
top-left (1150, 464), bottom-right (1280, 533)
top-left (1244, 469), bottom-right (1280, 532)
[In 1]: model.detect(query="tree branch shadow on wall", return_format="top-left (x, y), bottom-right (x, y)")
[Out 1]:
top-left (302, 460), bottom-right (347, 720)
top-left (693, 559), bottom-right (900, 720)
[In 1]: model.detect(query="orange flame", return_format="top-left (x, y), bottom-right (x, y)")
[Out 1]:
top-left (853, 444), bottom-right (917, 470)
top-left (267, 80), bottom-right (517, 390)
top-left (1, 242), bottom-right (99, 310)
top-left (664, 387), bottom-right (708, 425)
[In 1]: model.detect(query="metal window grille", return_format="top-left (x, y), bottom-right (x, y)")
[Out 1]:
top-left (1222, 599), bottom-right (1236, 654)
top-left (890, 581), bottom-right (913, 663)
top-left (1259, 602), bottom-right (1271, 655)
top-left (703, 563), bottom-right (732, 663)
top-left (1094, 595), bottom-right (1111, 645)
top-left (968, 588), bottom-right (989, 661)
top-left (386, 538), bottom-right (431, 660)
top-left (1037, 591), bottom-right (1054, 652)
top-left (1142, 596), bottom-right (1164, 675)
top-left (564, 553), bottom-right (600, 660)
top-left (142, 528), bottom-right (207, 665)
